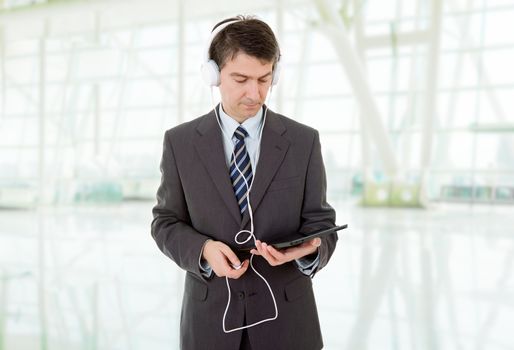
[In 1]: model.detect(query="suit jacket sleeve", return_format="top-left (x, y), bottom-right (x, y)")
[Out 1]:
top-left (151, 130), bottom-right (210, 280)
top-left (300, 130), bottom-right (337, 276)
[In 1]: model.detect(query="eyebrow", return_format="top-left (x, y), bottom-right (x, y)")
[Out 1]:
top-left (230, 72), bottom-right (273, 80)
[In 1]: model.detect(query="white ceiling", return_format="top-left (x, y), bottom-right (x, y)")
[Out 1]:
top-left (0, 0), bottom-right (312, 41)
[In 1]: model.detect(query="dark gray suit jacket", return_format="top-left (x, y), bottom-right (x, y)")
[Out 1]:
top-left (151, 106), bottom-right (337, 350)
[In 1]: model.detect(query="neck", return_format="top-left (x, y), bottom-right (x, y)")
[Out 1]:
top-left (221, 104), bottom-right (258, 124)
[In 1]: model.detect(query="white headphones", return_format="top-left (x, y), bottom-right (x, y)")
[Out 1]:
top-left (200, 18), bottom-right (281, 87)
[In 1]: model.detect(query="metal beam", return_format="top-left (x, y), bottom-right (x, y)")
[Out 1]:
top-left (292, 22), bottom-right (311, 124)
top-left (0, 271), bottom-right (5, 350)
top-left (274, 0), bottom-right (284, 112)
top-left (0, 25), bottom-right (4, 120)
top-left (419, 0), bottom-right (443, 201)
top-left (314, 0), bottom-right (399, 177)
top-left (38, 20), bottom-right (48, 205)
top-left (470, 123), bottom-right (514, 133)
top-left (353, 0), bottom-right (372, 180)
top-left (177, 0), bottom-right (185, 125)
top-left (362, 30), bottom-right (430, 49)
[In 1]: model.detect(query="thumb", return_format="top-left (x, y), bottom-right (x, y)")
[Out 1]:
top-left (311, 238), bottom-right (321, 247)
top-left (221, 246), bottom-right (241, 266)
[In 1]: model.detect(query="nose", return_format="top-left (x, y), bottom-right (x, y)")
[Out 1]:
top-left (245, 80), bottom-right (260, 101)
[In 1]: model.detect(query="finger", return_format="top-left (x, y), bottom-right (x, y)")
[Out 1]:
top-left (215, 259), bottom-right (235, 277)
top-left (311, 238), bottom-right (321, 247)
top-left (265, 243), bottom-right (284, 258)
top-left (254, 241), bottom-right (268, 259)
top-left (212, 260), bottom-right (233, 278)
top-left (260, 242), bottom-right (279, 265)
top-left (266, 244), bottom-right (293, 264)
top-left (255, 240), bottom-right (266, 255)
top-left (256, 241), bottom-right (269, 257)
top-left (250, 249), bottom-right (260, 255)
top-left (249, 240), bottom-right (260, 255)
top-left (258, 241), bottom-right (280, 265)
top-left (220, 245), bottom-right (241, 267)
top-left (230, 261), bottom-right (244, 270)
top-left (279, 243), bottom-right (317, 260)
top-left (228, 260), bottom-right (249, 279)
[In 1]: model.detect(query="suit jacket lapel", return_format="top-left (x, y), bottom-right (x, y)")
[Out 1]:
top-left (194, 109), bottom-right (242, 226)
top-left (241, 110), bottom-right (290, 228)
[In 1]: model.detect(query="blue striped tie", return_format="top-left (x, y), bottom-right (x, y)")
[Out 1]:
top-left (230, 126), bottom-right (253, 215)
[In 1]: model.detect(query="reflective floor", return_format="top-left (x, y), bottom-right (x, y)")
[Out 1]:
top-left (1, 200), bottom-right (513, 350)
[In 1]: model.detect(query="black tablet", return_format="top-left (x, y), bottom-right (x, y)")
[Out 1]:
top-left (270, 224), bottom-right (347, 249)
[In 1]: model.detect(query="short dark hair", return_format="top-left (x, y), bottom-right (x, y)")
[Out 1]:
top-left (209, 15), bottom-right (281, 70)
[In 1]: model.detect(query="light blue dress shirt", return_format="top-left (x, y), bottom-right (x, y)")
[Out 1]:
top-left (218, 104), bottom-right (264, 170)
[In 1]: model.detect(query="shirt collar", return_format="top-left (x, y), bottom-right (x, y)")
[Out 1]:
top-left (218, 104), bottom-right (263, 140)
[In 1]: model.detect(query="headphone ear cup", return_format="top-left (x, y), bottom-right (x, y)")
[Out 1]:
top-left (201, 59), bottom-right (221, 87)
top-left (271, 62), bottom-right (281, 86)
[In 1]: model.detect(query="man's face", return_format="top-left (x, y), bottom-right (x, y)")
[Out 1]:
top-left (219, 52), bottom-right (274, 122)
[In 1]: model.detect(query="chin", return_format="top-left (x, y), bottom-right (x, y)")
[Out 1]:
top-left (243, 104), bottom-right (261, 113)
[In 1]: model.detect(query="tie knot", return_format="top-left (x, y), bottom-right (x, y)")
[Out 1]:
top-left (234, 126), bottom-right (249, 141)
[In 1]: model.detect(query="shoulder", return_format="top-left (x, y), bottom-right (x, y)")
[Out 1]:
top-left (163, 111), bottom-right (213, 141)
top-left (267, 109), bottom-right (319, 140)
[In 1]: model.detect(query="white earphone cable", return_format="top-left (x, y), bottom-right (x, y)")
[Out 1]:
top-left (209, 87), bottom-right (278, 333)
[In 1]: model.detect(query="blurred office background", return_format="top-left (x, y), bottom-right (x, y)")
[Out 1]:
top-left (1, 0), bottom-right (513, 349)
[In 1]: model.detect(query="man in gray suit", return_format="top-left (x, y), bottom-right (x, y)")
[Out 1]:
top-left (152, 15), bottom-right (337, 350)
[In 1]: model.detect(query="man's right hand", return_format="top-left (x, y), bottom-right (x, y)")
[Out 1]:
top-left (202, 240), bottom-right (249, 279)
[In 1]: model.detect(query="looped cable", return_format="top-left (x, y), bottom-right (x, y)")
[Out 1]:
top-left (210, 88), bottom-right (278, 333)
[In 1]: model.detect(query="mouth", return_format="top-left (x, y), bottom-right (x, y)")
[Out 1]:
top-left (243, 103), bottom-right (260, 109)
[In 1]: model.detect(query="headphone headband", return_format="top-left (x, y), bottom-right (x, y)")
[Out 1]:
top-left (203, 19), bottom-right (242, 63)
top-left (200, 18), bottom-right (281, 87)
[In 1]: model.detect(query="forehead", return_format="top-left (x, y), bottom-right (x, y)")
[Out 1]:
top-left (222, 52), bottom-right (273, 76)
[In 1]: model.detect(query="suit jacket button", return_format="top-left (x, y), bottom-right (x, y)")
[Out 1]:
top-left (238, 292), bottom-right (245, 300)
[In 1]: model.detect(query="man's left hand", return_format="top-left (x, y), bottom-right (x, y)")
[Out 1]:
top-left (249, 238), bottom-right (321, 266)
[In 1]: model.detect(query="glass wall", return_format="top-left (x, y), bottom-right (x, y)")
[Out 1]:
top-left (1, 1), bottom-right (512, 208)
top-left (1, 1), bottom-right (514, 349)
